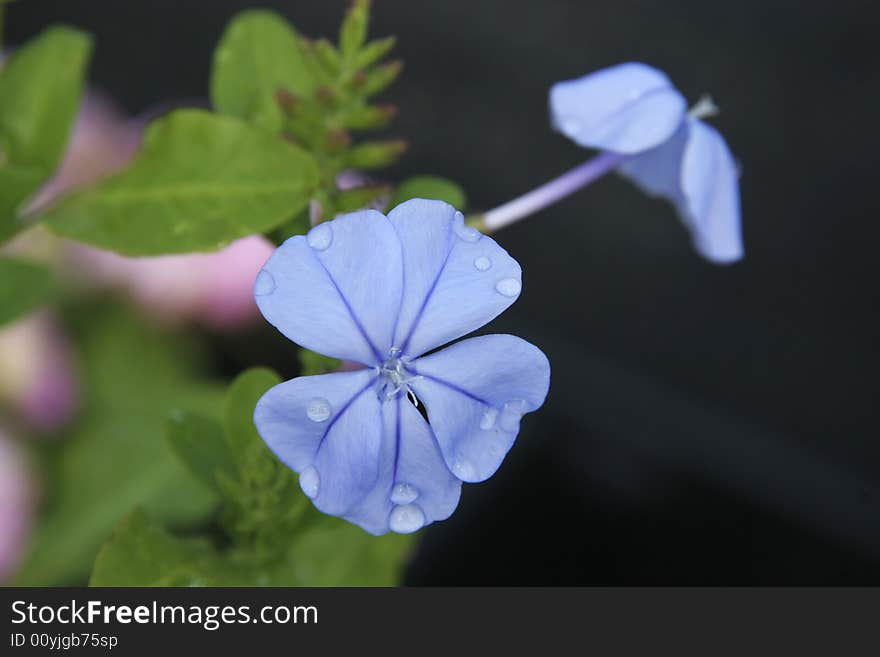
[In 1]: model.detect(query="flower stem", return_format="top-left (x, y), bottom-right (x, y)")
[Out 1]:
top-left (477, 151), bottom-right (627, 231)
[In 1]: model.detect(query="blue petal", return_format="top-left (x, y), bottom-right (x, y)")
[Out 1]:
top-left (409, 334), bottom-right (550, 483)
top-left (254, 209), bottom-right (403, 365)
top-left (253, 368), bottom-right (383, 517)
top-left (680, 119), bottom-right (743, 263)
top-left (344, 397), bottom-right (462, 535)
top-left (618, 117), bottom-right (743, 263)
top-left (549, 62), bottom-right (687, 154)
top-left (388, 198), bottom-right (522, 358)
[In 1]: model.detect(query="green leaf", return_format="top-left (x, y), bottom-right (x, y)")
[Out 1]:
top-left (343, 103), bottom-right (395, 131)
top-left (0, 25), bottom-right (92, 241)
top-left (354, 36), bottom-right (396, 70)
top-left (210, 10), bottom-right (315, 134)
top-left (91, 507), bottom-right (414, 586)
top-left (13, 305), bottom-right (225, 585)
top-left (276, 517), bottom-right (414, 586)
top-left (299, 348), bottom-right (341, 376)
top-left (342, 139), bottom-right (407, 170)
top-left (166, 411), bottom-right (234, 495)
top-left (40, 110), bottom-right (319, 255)
top-left (223, 367), bottom-right (282, 465)
top-left (334, 184), bottom-right (389, 213)
top-left (390, 175), bottom-right (467, 210)
top-left (0, 164), bottom-right (47, 242)
top-left (312, 39), bottom-right (342, 78)
top-left (89, 509), bottom-right (215, 587)
top-left (0, 25), bottom-right (92, 171)
top-left (0, 257), bottom-right (55, 327)
top-left (363, 59), bottom-right (402, 96)
top-left (339, 0), bottom-right (370, 61)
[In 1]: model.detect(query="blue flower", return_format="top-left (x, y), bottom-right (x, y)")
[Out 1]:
top-left (252, 199), bottom-right (550, 535)
top-left (550, 62), bottom-right (743, 263)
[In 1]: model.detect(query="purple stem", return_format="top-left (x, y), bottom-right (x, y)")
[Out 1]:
top-left (482, 151), bottom-right (628, 231)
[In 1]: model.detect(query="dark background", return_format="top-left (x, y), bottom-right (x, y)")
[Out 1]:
top-left (8, 0), bottom-right (879, 583)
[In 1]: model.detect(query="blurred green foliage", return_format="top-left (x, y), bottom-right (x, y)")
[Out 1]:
top-left (0, 25), bottom-right (92, 242)
top-left (91, 367), bottom-right (413, 586)
top-left (0, 257), bottom-right (55, 327)
top-left (13, 305), bottom-right (225, 585)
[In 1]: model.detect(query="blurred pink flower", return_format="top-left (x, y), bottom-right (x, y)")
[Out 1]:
top-left (64, 236), bottom-right (275, 330)
top-left (0, 312), bottom-right (78, 432)
top-left (0, 429), bottom-right (33, 581)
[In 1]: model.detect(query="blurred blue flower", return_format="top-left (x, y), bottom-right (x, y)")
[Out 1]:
top-left (253, 200), bottom-right (550, 535)
top-left (550, 62), bottom-right (743, 263)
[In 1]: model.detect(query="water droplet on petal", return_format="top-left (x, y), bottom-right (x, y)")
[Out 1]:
top-left (453, 211), bottom-right (481, 243)
top-left (452, 455), bottom-right (476, 481)
top-left (389, 503), bottom-right (425, 533)
top-left (499, 399), bottom-right (527, 432)
top-left (495, 277), bottom-right (521, 297)
top-left (307, 222), bottom-right (333, 251)
top-left (306, 398), bottom-right (331, 422)
top-left (299, 466), bottom-right (320, 498)
top-left (253, 270), bottom-right (275, 296)
top-left (473, 256), bottom-right (492, 271)
top-left (480, 407), bottom-right (498, 430)
top-left (391, 483), bottom-right (419, 505)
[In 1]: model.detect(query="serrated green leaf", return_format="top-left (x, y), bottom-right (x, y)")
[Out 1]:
top-left (210, 10), bottom-right (315, 133)
top-left (0, 256), bottom-right (55, 327)
top-left (0, 25), bottom-right (92, 241)
top-left (40, 110), bottom-right (319, 255)
top-left (166, 411), bottom-right (234, 495)
top-left (89, 509), bottom-right (215, 587)
top-left (12, 305), bottom-right (225, 585)
top-left (390, 175), bottom-right (467, 210)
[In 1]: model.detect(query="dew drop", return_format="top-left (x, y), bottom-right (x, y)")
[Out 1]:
top-left (253, 270), bottom-right (275, 296)
top-left (306, 398), bottom-right (331, 422)
top-left (389, 503), bottom-right (426, 534)
top-left (452, 455), bottom-right (476, 481)
top-left (495, 277), bottom-right (522, 297)
top-left (306, 222), bottom-right (333, 251)
top-left (499, 399), bottom-right (527, 432)
top-left (473, 256), bottom-right (492, 272)
top-left (391, 483), bottom-right (419, 505)
top-left (453, 211), bottom-right (481, 243)
top-left (299, 466), bottom-right (320, 499)
top-left (480, 407), bottom-right (498, 430)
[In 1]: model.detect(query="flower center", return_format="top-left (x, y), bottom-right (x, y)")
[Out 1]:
top-left (376, 348), bottom-right (421, 403)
